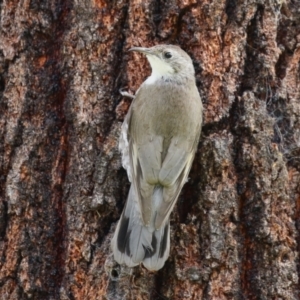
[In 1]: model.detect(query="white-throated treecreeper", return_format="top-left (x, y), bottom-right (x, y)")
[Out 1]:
top-left (112, 45), bottom-right (203, 271)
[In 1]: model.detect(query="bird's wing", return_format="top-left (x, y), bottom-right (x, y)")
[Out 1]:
top-left (120, 89), bottom-right (162, 225)
top-left (153, 136), bottom-right (200, 229)
top-left (129, 135), bottom-right (163, 225)
top-left (119, 104), bottom-right (133, 182)
top-left (129, 132), bottom-right (200, 228)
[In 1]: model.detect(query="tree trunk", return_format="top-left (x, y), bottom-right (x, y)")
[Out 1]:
top-left (0, 0), bottom-right (300, 299)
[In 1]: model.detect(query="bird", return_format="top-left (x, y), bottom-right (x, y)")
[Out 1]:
top-left (111, 44), bottom-right (203, 271)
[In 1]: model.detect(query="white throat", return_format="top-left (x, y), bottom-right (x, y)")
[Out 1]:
top-left (145, 55), bottom-right (174, 84)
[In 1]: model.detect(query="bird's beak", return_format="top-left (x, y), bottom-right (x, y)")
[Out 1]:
top-left (129, 47), bottom-right (156, 56)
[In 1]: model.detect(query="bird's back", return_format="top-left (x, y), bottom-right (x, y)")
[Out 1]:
top-left (130, 78), bottom-right (202, 156)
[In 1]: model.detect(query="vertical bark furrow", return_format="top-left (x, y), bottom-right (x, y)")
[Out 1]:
top-left (0, 0), bottom-right (72, 298)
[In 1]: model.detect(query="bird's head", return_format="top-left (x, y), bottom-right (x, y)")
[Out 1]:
top-left (129, 44), bottom-right (195, 83)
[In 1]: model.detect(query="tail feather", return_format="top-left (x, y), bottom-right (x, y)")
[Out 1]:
top-left (143, 222), bottom-right (170, 270)
top-left (112, 185), bottom-right (170, 270)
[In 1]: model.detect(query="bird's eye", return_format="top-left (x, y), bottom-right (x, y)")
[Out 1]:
top-left (164, 52), bottom-right (172, 59)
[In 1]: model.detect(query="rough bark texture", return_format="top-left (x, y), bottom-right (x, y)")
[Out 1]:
top-left (0, 0), bottom-right (300, 299)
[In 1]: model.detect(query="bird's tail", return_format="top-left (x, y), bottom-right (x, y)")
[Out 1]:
top-left (111, 186), bottom-right (170, 271)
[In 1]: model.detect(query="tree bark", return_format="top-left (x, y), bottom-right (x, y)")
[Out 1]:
top-left (0, 0), bottom-right (300, 299)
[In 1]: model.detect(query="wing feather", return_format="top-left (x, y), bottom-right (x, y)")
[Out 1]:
top-left (129, 136), bottom-right (163, 225)
top-left (155, 152), bottom-right (196, 228)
